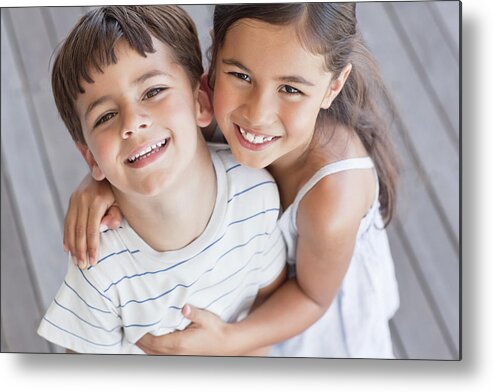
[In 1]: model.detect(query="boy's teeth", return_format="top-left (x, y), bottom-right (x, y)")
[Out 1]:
top-left (128, 139), bottom-right (167, 163)
top-left (239, 127), bottom-right (274, 145)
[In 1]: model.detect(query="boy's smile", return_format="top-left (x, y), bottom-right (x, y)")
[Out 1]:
top-left (126, 138), bottom-right (169, 168)
top-left (75, 37), bottom-right (209, 198)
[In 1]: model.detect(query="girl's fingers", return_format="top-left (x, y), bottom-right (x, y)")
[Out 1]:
top-left (74, 195), bottom-right (90, 268)
top-left (181, 304), bottom-right (212, 326)
top-left (86, 203), bottom-right (108, 267)
top-left (64, 194), bottom-right (79, 264)
top-left (103, 204), bottom-right (123, 230)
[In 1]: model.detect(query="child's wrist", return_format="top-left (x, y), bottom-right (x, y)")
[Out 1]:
top-left (225, 320), bottom-right (259, 355)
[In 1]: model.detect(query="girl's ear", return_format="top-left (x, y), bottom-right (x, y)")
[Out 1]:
top-left (195, 75), bottom-right (214, 128)
top-left (76, 142), bottom-right (106, 181)
top-left (321, 63), bottom-right (353, 109)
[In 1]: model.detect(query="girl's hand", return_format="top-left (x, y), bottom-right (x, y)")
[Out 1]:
top-left (136, 305), bottom-right (235, 356)
top-left (64, 174), bottom-right (121, 269)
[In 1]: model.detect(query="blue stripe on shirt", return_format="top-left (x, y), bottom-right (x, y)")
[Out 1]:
top-left (78, 269), bottom-right (115, 304)
top-left (228, 208), bottom-right (279, 226)
top-left (107, 230), bottom-right (285, 329)
top-left (187, 249), bottom-right (264, 301)
top-left (102, 208), bottom-right (279, 292)
top-left (90, 248), bottom-right (140, 268)
top-left (225, 163), bottom-right (241, 173)
top-left (42, 317), bottom-right (122, 348)
top-left (63, 280), bottom-right (116, 316)
top-left (53, 298), bottom-right (120, 333)
top-left (115, 231), bottom-right (272, 307)
top-left (135, 232), bottom-right (284, 325)
top-left (227, 180), bottom-right (276, 203)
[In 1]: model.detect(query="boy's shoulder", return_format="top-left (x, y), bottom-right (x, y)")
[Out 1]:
top-left (207, 143), bottom-right (280, 220)
top-left (75, 223), bottom-right (140, 288)
top-left (207, 142), bottom-right (275, 183)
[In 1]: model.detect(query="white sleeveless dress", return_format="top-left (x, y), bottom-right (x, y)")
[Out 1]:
top-left (270, 157), bottom-right (400, 358)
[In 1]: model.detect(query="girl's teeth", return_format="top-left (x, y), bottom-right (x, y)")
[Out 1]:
top-left (240, 127), bottom-right (275, 145)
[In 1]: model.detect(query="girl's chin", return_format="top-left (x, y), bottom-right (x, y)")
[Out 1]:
top-left (230, 150), bottom-right (273, 169)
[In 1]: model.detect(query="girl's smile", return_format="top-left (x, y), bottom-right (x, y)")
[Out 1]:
top-left (213, 18), bottom-right (336, 170)
top-left (234, 124), bottom-right (280, 150)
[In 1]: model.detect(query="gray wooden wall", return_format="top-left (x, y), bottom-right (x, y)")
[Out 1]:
top-left (1, 2), bottom-right (460, 359)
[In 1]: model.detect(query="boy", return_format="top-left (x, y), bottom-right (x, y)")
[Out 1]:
top-left (37, 6), bottom-right (286, 354)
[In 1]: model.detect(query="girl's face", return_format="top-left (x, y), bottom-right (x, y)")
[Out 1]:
top-left (213, 19), bottom-right (336, 170)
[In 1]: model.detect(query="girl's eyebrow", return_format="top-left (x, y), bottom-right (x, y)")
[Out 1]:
top-left (277, 75), bottom-right (315, 87)
top-left (222, 58), bottom-right (314, 86)
top-left (222, 58), bottom-right (251, 74)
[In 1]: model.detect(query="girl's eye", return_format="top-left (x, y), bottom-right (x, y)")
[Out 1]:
top-left (143, 87), bottom-right (166, 100)
top-left (94, 112), bottom-right (116, 128)
top-left (229, 72), bottom-right (251, 83)
top-left (280, 85), bottom-right (302, 95)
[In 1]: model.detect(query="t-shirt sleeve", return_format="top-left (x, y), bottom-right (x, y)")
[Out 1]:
top-left (37, 257), bottom-right (126, 353)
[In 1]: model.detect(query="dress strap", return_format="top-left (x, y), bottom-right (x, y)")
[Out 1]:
top-left (293, 157), bottom-right (375, 207)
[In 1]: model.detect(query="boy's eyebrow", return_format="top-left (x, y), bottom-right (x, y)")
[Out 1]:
top-left (132, 69), bottom-right (172, 85)
top-left (85, 95), bottom-right (111, 121)
top-left (84, 70), bottom-right (171, 120)
top-left (222, 58), bottom-right (315, 86)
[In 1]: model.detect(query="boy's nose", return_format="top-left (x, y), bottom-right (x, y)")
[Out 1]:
top-left (120, 105), bottom-right (152, 139)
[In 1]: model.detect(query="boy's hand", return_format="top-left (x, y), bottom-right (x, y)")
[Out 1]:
top-left (64, 174), bottom-right (120, 269)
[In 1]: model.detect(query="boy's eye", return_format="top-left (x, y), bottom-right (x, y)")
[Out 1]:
top-left (229, 72), bottom-right (251, 83)
top-left (143, 87), bottom-right (166, 100)
top-left (94, 112), bottom-right (116, 128)
top-left (280, 85), bottom-right (302, 95)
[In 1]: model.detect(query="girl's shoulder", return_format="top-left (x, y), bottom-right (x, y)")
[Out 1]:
top-left (296, 166), bottom-right (373, 247)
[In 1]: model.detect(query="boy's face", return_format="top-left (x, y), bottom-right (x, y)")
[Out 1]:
top-left (75, 37), bottom-right (211, 197)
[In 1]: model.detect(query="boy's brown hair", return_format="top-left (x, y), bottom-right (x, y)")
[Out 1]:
top-left (52, 5), bottom-right (203, 144)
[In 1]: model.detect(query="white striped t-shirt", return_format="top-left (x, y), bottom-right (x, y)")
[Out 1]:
top-left (38, 144), bottom-right (286, 354)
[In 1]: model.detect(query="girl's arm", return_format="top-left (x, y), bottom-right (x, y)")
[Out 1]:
top-left (137, 265), bottom-right (288, 356)
top-left (137, 173), bottom-right (368, 355)
top-left (64, 173), bottom-right (120, 269)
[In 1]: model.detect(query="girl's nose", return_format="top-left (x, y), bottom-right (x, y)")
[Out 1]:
top-left (120, 104), bottom-right (152, 139)
top-left (243, 88), bottom-right (277, 127)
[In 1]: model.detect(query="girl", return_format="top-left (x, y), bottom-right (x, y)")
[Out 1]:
top-left (65, 3), bottom-right (400, 358)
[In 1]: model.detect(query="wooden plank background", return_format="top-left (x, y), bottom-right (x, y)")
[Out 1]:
top-left (0, 2), bottom-right (460, 359)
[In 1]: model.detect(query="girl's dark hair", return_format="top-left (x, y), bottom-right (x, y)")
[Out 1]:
top-left (208, 3), bottom-right (399, 225)
top-left (52, 5), bottom-right (203, 145)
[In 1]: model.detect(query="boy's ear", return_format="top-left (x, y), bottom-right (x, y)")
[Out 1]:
top-left (76, 142), bottom-right (106, 181)
top-left (200, 73), bottom-right (213, 106)
top-left (195, 74), bottom-right (214, 128)
top-left (321, 63), bottom-right (353, 110)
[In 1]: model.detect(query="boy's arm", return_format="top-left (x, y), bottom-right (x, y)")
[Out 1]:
top-left (38, 258), bottom-right (123, 354)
